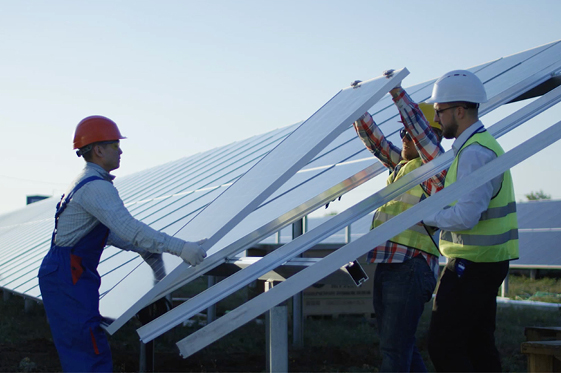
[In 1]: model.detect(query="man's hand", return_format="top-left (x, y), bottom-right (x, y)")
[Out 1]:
top-left (180, 240), bottom-right (207, 266)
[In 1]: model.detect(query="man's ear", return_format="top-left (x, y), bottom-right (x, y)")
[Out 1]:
top-left (92, 144), bottom-right (103, 158)
top-left (455, 106), bottom-right (467, 120)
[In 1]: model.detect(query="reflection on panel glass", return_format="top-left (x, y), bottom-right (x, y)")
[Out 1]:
top-left (105, 42), bottom-right (561, 332)
top-left (1, 41), bottom-right (560, 338)
top-left (102, 71), bottom-right (410, 330)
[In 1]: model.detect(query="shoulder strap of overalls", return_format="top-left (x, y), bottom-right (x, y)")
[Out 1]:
top-left (51, 176), bottom-right (105, 243)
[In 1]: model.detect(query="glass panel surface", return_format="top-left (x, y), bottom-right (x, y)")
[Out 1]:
top-left (2, 40), bottom-right (561, 336)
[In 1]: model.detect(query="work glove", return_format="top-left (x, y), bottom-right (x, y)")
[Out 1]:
top-left (180, 239), bottom-right (207, 266)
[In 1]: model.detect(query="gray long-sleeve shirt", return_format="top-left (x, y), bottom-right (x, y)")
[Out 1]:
top-left (54, 162), bottom-right (184, 255)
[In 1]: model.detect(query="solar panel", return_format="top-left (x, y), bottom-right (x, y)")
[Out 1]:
top-left (175, 118), bottom-right (561, 358)
top-left (137, 81), bottom-right (561, 343)
top-left (513, 200), bottom-right (561, 268)
top-left (1, 41), bottom-right (561, 345)
top-left (259, 199), bottom-right (561, 267)
top-left (108, 40), bottom-right (561, 333)
top-left (517, 200), bottom-right (561, 229)
top-left (171, 69), bottom-right (409, 245)
top-left (102, 69), bottom-right (410, 332)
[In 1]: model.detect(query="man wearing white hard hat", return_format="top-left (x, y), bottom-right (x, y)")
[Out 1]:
top-left (422, 70), bottom-right (519, 372)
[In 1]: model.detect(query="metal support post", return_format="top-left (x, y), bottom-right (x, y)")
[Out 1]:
top-left (345, 224), bottom-right (351, 243)
top-left (138, 295), bottom-right (172, 372)
top-left (139, 340), bottom-right (154, 373)
top-left (530, 269), bottom-right (538, 280)
top-left (265, 281), bottom-right (288, 373)
top-left (207, 276), bottom-right (217, 323)
top-left (175, 117), bottom-right (561, 358)
top-left (501, 273), bottom-right (510, 297)
top-left (291, 217), bottom-right (305, 349)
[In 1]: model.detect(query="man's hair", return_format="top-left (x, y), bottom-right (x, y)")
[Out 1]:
top-left (461, 102), bottom-right (479, 110)
top-left (446, 101), bottom-right (479, 117)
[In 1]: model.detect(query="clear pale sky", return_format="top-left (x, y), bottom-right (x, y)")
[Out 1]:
top-left (1, 0), bottom-right (560, 216)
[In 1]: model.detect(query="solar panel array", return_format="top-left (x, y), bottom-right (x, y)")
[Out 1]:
top-left (268, 198), bottom-right (561, 268)
top-left (0, 40), bottom-right (560, 340)
top-left (136, 76), bottom-right (561, 344)
top-left (113, 39), bottom-right (561, 334)
top-left (516, 200), bottom-right (561, 268)
top-left (174, 117), bottom-right (561, 357)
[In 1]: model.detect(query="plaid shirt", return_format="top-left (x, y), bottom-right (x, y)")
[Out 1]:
top-left (353, 87), bottom-right (446, 277)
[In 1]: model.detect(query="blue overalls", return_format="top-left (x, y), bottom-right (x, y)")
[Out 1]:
top-left (38, 176), bottom-right (113, 372)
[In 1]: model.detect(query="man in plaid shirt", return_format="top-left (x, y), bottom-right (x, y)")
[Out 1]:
top-left (353, 72), bottom-right (446, 372)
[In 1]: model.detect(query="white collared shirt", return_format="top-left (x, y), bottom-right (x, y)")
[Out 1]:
top-left (423, 121), bottom-right (503, 231)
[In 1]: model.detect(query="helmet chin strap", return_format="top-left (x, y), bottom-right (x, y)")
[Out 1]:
top-left (76, 144), bottom-right (93, 157)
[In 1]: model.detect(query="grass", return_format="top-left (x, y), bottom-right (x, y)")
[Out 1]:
top-left (1, 274), bottom-right (561, 372)
top-left (508, 274), bottom-right (561, 303)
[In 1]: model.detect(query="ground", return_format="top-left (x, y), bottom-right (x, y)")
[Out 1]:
top-left (2, 275), bottom-right (561, 372)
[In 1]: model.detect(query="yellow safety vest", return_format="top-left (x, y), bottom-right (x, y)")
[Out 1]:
top-left (440, 130), bottom-right (519, 262)
top-left (371, 158), bottom-right (440, 257)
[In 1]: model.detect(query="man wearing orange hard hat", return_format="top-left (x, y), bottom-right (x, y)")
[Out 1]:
top-left (352, 70), bottom-right (447, 372)
top-left (38, 115), bottom-right (207, 372)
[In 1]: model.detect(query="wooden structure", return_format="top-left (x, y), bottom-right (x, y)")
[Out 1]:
top-left (522, 326), bottom-right (561, 372)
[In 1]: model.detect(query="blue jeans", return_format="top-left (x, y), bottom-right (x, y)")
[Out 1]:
top-left (373, 255), bottom-right (437, 372)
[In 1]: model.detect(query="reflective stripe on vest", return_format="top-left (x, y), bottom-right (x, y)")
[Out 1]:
top-left (439, 130), bottom-right (519, 262)
top-left (371, 158), bottom-right (440, 257)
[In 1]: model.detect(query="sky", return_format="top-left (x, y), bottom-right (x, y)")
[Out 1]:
top-left (1, 0), bottom-right (561, 216)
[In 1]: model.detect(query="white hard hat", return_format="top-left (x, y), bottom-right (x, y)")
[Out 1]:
top-left (425, 70), bottom-right (488, 104)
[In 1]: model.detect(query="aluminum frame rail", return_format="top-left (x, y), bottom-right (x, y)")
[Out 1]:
top-left (111, 52), bottom-right (561, 335)
top-left (104, 70), bottom-right (408, 334)
top-left (105, 162), bottom-right (386, 334)
top-left (175, 120), bottom-right (561, 358)
top-left (173, 68), bottom-right (409, 247)
top-left (137, 83), bottom-right (561, 345)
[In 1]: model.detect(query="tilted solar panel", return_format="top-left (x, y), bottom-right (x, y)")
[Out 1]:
top-left (1, 41), bottom-right (561, 343)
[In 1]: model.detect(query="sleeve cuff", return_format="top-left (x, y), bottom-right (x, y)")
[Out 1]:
top-left (390, 87), bottom-right (405, 100)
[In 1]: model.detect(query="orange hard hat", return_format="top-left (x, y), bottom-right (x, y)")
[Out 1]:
top-left (73, 115), bottom-right (126, 149)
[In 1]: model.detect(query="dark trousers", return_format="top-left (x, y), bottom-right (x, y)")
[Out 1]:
top-left (428, 258), bottom-right (509, 372)
top-left (373, 255), bottom-right (437, 372)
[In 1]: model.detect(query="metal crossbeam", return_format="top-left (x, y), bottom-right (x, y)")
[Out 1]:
top-left (173, 68), bottom-right (409, 247)
top-left (135, 84), bottom-right (561, 343)
top-left (176, 120), bottom-right (561, 358)
top-left (107, 58), bottom-right (561, 335)
top-left (105, 70), bottom-right (410, 335)
top-left (105, 162), bottom-right (386, 334)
